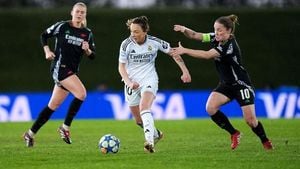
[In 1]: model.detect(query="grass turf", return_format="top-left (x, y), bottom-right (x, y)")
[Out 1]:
top-left (0, 119), bottom-right (299, 169)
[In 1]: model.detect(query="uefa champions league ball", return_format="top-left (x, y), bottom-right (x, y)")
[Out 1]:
top-left (98, 134), bottom-right (120, 154)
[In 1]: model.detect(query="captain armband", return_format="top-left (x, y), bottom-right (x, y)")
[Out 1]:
top-left (202, 33), bottom-right (211, 43)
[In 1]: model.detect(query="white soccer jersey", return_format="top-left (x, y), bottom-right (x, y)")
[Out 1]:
top-left (119, 35), bottom-right (170, 86)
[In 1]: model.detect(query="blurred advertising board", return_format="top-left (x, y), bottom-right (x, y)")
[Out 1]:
top-left (0, 89), bottom-right (299, 122)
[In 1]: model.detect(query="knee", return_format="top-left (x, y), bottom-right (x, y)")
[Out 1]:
top-left (48, 102), bottom-right (61, 110)
top-left (75, 91), bottom-right (87, 101)
top-left (206, 103), bottom-right (218, 115)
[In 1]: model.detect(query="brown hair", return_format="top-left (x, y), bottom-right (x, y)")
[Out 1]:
top-left (126, 16), bottom-right (150, 32)
top-left (216, 14), bottom-right (238, 34)
top-left (72, 2), bottom-right (87, 27)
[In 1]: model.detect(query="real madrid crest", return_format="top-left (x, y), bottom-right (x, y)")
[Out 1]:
top-left (148, 45), bottom-right (152, 51)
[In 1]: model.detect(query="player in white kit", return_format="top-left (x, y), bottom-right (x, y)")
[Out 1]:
top-left (118, 16), bottom-right (191, 153)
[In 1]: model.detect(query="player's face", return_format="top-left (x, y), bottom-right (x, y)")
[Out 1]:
top-left (71, 5), bottom-right (86, 24)
top-left (130, 23), bottom-right (147, 44)
top-left (214, 22), bottom-right (231, 42)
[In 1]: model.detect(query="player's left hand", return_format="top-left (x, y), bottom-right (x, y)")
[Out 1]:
top-left (82, 41), bottom-right (90, 51)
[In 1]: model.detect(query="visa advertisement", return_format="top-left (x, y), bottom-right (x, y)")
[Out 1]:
top-left (0, 89), bottom-right (299, 122)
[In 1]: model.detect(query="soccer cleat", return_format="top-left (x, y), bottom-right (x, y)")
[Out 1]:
top-left (144, 142), bottom-right (155, 153)
top-left (231, 130), bottom-right (241, 150)
top-left (154, 129), bottom-right (164, 145)
top-left (58, 126), bottom-right (72, 144)
top-left (262, 140), bottom-right (274, 150)
top-left (23, 132), bottom-right (34, 147)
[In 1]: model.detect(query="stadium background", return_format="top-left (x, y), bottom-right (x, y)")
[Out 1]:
top-left (0, 3), bottom-right (299, 169)
top-left (0, 0), bottom-right (299, 121)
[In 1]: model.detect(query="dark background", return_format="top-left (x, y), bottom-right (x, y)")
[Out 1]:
top-left (0, 8), bottom-right (299, 92)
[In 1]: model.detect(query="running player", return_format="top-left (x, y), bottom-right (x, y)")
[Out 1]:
top-left (118, 16), bottom-right (191, 153)
top-left (23, 2), bottom-right (96, 147)
top-left (171, 14), bottom-right (273, 150)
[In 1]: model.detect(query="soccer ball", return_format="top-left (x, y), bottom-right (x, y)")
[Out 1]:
top-left (98, 134), bottom-right (120, 154)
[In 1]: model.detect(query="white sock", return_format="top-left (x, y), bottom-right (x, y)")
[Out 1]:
top-left (141, 110), bottom-right (155, 145)
top-left (62, 124), bottom-right (70, 131)
top-left (28, 129), bottom-right (35, 137)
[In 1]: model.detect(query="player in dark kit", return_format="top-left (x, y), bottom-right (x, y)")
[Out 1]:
top-left (23, 2), bottom-right (95, 147)
top-left (170, 14), bottom-right (273, 150)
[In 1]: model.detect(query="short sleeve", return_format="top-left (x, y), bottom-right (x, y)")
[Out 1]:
top-left (119, 39), bottom-right (130, 63)
top-left (158, 39), bottom-right (170, 54)
top-left (148, 36), bottom-right (170, 54)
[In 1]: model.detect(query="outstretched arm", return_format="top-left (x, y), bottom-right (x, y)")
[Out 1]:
top-left (167, 53), bottom-right (192, 83)
top-left (170, 42), bottom-right (219, 60)
top-left (174, 25), bottom-right (203, 41)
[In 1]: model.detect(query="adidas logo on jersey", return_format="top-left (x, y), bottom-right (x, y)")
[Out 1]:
top-left (130, 50), bottom-right (136, 53)
top-left (146, 85), bottom-right (152, 88)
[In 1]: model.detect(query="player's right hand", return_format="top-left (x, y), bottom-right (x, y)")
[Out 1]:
top-left (174, 25), bottom-right (187, 33)
top-left (128, 81), bottom-right (139, 90)
top-left (45, 51), bottom-right (55, 60)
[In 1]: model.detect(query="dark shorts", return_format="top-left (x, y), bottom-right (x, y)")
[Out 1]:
top-left (213, 81), bottom-right (255, 106)
top-left (51, 65), bottom-right (75, 90)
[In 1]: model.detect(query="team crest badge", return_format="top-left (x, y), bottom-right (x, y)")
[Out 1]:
top-left (148, 45), bottom-right (152, 51)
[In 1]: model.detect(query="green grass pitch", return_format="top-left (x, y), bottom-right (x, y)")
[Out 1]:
top-left (0, 119), bottom-right (299, 169)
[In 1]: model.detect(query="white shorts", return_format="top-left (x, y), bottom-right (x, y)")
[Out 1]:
top-left (124, 81), bottom-right (158, 106)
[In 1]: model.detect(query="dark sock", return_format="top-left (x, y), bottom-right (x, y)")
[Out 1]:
top-left (64, 98), bottom-right (83, 126)
top-left (252, 121), bottom-right (268, 143)
top-left (210, 110), bottom-right (237, 135)
top-left (137, 122), bottom-right (143, 129)
top-left (30, 106), bottom-right (54, 133)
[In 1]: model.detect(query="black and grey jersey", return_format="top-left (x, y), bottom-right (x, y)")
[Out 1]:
top-left (41, 20), bottom-right (96, 73)
top-left (203, 33), bottom-right (252, 85)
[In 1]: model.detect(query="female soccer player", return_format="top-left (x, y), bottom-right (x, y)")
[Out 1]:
top-left (170, 14), bottom-right (273, 150)
top-left (23, 2), bottom-right (96, 147)
top-left (118, 16), bottom-right (191, 153)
